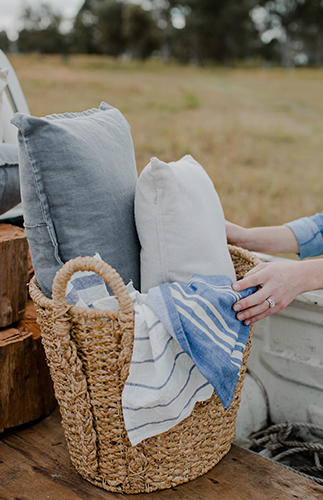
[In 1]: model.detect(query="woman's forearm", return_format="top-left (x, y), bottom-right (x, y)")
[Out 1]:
top-left (226, 221), bottom-right (300, 254)
top-left (299, 258), bottom-right (323, 293)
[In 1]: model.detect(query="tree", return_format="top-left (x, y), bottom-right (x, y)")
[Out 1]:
top-left (123, 4), bottom-right (162, 59)
top-left (255, 0), bottom-right (323, 66)
top-left (17, 4), bottom-right (68, 54)
top-left (14, 0), bottom-right (322, 65)
top-left (153, 0), bottom-right (259, 65)
top-left (72, 0), bottom-right (161, 58)
top-left (292, 0), bottom-right (323, 65)
top-left (0, 31), bottom-right (10, 52)
top-left (72, 0), bottom-right (104, 54)
top-left (95, 0), bottom-right (126, 56)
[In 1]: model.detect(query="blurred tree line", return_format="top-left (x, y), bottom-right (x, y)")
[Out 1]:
top-left (2, 0), bottom-right (323, 66)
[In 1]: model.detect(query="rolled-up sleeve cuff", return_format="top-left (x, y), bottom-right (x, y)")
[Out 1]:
top-left (284, 216), bottom-right (323, 259)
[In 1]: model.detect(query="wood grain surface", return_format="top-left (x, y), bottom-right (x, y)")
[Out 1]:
top-left (1, 407), bottom-right (322, 500)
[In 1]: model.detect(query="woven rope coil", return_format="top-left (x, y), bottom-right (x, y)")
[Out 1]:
top-left (29, 245), bottom-right (261, 493)
top-left (250, 421), bottom-right (323, 484)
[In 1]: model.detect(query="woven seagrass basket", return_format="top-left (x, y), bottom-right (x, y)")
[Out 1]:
top-left (29, 245), bottom-right (261, 494)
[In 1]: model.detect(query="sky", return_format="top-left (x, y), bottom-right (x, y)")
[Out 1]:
top-left (1, 0), bottom-right (85, 40)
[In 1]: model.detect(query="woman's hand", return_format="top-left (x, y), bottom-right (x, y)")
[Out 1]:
top-left (225, 221), bottom-right (248, 248)
top-left (232, 261), bottom-right (309, 325)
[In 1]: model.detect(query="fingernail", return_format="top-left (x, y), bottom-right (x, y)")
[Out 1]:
top-left (237, 313), bottom-right (245, 320)
top-left (244, 320), bottom-right (251, 326)
top-left (232, 283), bottom-right (240, 291)
top-left (233, 303), bottom-right (241, 311)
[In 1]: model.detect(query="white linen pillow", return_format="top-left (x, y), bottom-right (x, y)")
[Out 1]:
top-left (135, 155), bottom-right (236, 293)
top-left (0, 68), bottom-right (9, 142)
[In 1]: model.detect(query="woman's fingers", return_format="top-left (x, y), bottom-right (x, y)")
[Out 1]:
top-left (232, 286), bottom-right (278, 325)
top-left (232, 263), bottom-right (267, 292)
top-left (232, 262), bottom-right (281, 324)
top-left (235, 298), bottom-right (276, 324)
top-left (242, 308), bottom-right (276, 325)
top-left (232, 266), bottom-right (272, 311)
top-left (233, 287), bottom-right (266, 312)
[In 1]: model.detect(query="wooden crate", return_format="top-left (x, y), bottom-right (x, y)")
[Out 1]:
top-left (0, 224), bottom-right (29, 327)
top-left (0, 300), bottom-right (57, 432)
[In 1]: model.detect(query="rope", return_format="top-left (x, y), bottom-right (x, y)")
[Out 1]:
top-left (250, 421), bottom-right (323, 485)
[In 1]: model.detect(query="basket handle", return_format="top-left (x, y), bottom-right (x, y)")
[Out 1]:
top-left (51, 256), bottom-right (134, 323)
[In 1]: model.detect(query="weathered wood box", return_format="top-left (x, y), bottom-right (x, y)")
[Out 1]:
top-left (0, 224), bottom-right (29, 327)
top-left (0, 224), bottom-right (56, 431)
top-left (0, 300), bottom-right (57, 431)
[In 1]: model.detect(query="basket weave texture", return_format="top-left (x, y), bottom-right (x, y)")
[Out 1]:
top-left (29, 245), bottom-right (261, 494)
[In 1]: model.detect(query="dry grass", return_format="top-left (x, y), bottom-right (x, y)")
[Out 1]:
top-left (10, 53), bottom-right (323, 239)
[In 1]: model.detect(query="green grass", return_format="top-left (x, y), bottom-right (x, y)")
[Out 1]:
top-left (10, 53), bottom-right (323, 241)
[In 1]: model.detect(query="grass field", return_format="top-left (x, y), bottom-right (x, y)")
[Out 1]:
top-left (10, 53), bottom-right (323, 243)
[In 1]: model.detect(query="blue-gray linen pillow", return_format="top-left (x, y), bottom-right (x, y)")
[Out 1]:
top-left (11, 102), bottom-right (140, 298)
top-left (0, 143), bottom-right (21, 216)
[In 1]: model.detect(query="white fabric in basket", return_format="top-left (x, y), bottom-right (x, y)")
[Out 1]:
top-left (122, 299), bottom-right (213, 446)
top-left (65, 261), bottom-right (213, 446)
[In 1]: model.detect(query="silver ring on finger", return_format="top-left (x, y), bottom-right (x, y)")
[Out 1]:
top-left (266, 298), bottom-right (275, 309)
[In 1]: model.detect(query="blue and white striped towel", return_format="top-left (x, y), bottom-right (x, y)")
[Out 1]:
top-left (65, 253), bottom-right (136, 310)
top-left (123, 275), bottom-right (256, 446)
top-left (65, 253), bottom-right (108, 308)
top-left (146, 275), bottom-right (256, 412)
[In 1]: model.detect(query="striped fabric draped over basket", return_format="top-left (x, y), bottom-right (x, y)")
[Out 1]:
top-left (29, 245), bottom-right (261, 494)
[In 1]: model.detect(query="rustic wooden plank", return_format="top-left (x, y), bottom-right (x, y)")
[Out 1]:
top-left (0, 300), bottom-right (57, 431)
top-left (0, 407), bottom-right (322, 500)
top-left (0, 224), bottom-right (28, 327)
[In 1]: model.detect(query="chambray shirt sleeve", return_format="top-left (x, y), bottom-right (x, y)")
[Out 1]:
top-left (284, 211), bottom-right (323, 259)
